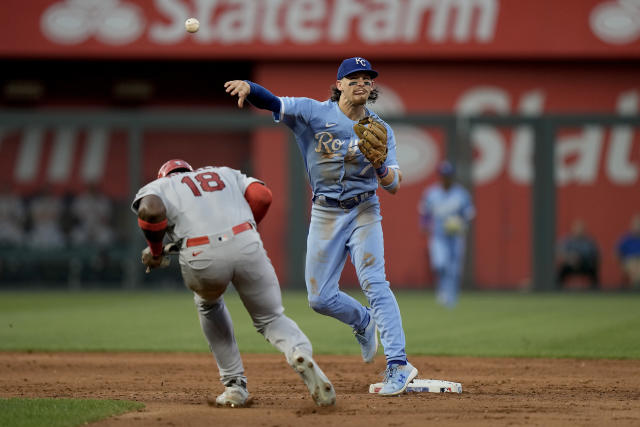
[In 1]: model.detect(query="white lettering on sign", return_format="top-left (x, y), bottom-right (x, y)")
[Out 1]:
top-left (607, 91), bottom-right (639, 183)
top-left (149, 0), bottom-right (190, 44)
top-left (590, 0), bottom-right (640, 45)
top-left (404, 0), bottom-right (498, 43)
top-left (41, 0), bottom-right (145, 45)
top-left (456, 88), bottom-right (639, 186)
top-left (41, 0), bottom-right (499, 46)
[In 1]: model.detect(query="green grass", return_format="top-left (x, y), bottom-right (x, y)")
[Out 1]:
top-left (0, 290), bottom-right (639, 358)
top-left (0, 398), bottom-right (144, 427)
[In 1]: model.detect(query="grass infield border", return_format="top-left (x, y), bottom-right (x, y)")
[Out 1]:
top-left (0, 398), bottom-right (144, 427)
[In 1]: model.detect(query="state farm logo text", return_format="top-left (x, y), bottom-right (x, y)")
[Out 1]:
top-left (590, 0), bottom-right (640, 44)
top-left (41, 0), bottom-right (145, 45)
top-left (40, 0), bottom-right (498, 46)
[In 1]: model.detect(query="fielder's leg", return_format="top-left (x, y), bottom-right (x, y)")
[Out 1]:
top-left (347, 203), bottom-right (418, 396)
top-left (429, 236), bottom-right (448, 305)
top-left (445, 235), bottom-right (466, 307)
top-left (305, 203), bottom-right (370, 331)
top-left (348, 205), bottom-right (406, 366)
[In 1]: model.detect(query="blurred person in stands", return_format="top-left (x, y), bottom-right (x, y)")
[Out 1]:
top-left (556, 219), bottom-right (600, 290)
top-left (26, 186), bottom-right (66, 249)
top-left (0, 183), bottom-right (26, 247)
top-left (418, 161), bottom-right (475, 308)
top-left (616, 214), bottom-right (640, 289)
top-left (69, 182), bottom-right (115, 247)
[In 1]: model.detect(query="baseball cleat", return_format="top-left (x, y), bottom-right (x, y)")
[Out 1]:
top-left (354, 307), bottom-right (378, 363)
top-left (378, 362), bottom-right (418, 396)
top-left (211, 378), bottom-right (252, 408)
top-left (291, 349), bottom-right (336, 407)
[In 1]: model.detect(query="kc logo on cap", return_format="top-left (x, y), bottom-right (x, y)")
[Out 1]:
top-left (337, 57), bottom-right (379, 80)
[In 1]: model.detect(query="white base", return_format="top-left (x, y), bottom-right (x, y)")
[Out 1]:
top-left (369, 379), bottom-right (462, 394)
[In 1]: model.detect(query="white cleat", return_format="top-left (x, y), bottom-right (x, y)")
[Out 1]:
top-left (211, 378), bottom-right (252, 408)
top-left (291, 350), bottom-right (336, 407)
top-left (378, 362), bottom-right (419, 396)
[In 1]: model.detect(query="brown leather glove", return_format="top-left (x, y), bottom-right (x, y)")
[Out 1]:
top-left (353, 117), bottom-right (388, 168)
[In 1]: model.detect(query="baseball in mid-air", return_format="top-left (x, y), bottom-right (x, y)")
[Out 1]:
top-left (185, 18), bottom-right (199, 33)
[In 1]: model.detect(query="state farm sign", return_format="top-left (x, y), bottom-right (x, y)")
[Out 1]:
top-left (2, 0), bottom-right (639, 59)
top-left (148, 0), bottom-right (497, 45)
top-left (40, 0), bottom-right (497, 46)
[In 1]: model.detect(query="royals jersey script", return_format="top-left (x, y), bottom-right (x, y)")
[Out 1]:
top-left (275, 98), bottom-right (399, 200)
top-left (131, 166), bottom-right (260, 240)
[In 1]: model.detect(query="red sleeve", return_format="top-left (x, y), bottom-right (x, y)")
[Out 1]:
top-left (244, 182), bottom-right (272, 224)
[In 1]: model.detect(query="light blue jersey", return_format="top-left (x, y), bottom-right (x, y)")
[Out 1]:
top-left (418, 183), bottom-right (475, 308)
top-left (276, 97), bottom-right (399, 200)
top-left (274, 97), bottom-right (407, 364)
top-left (419, 183), bottom-right (475, 237)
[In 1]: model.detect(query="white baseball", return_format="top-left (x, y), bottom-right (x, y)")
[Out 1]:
top-left (185, 18), bottom-right (199, 33)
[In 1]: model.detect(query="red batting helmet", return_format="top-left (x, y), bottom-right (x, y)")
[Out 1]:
top-left (157, 159), bottom-right (193, 178)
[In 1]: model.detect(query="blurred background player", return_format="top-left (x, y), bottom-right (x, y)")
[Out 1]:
top-left (616, 214), bottom-right (640, 289)
top-left (131, 159), bottom-right (335, 408)
top-left (556, 219), bottom-right (600, 290)
top-left (418, 161), bottom-right (475, 308)
top-left (224, 56), bottom-right (418, 396)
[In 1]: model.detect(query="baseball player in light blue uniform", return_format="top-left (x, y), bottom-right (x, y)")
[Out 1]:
top-left (418, 161), bottom-right (475, 308)
top-left (225, 57), bottom-right (417, 396)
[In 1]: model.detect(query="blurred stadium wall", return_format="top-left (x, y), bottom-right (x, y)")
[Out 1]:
top-left (0, 0), bottom-right (638, 290)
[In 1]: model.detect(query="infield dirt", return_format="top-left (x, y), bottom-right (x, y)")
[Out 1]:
top-left (1, 352), bottom-right (639, 426)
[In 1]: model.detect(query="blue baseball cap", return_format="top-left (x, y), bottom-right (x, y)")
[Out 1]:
top-left (337, 57), bottom-right (379, 80)
top-left (438, 160), bottom-right (455, 176)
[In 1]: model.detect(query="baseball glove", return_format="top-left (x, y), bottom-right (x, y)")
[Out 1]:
top-left (444, 215), bottom-right (464, 235)
top-left (353, 117), bottom-right (387, 168)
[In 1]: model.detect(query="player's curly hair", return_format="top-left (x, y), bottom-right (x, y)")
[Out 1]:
top-left (330, 86), bottom-right (379, 103)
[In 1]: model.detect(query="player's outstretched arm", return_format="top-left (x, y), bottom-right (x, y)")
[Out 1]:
top-left (224, 80), bottom-right (281, 113)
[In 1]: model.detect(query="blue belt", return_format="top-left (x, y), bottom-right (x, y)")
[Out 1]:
top-left (312, 191), bottom-right (375, 210)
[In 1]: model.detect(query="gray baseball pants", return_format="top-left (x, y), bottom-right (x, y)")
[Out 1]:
top-left (179, 226), bottom-right (313, 385)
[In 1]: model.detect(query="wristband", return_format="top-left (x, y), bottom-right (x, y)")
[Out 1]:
top-left (147, 240), bottom-right (164, 257)
top-left (138, 218), bottom-right (167, 257)
top-left (245, 81), bottom-right (281, 113)
top-left (382, 169), bottom-right (399, 191)
top-left (138, 218), bottom-right (168, 231)
top-left (375, 165), bottom-right (389, 178)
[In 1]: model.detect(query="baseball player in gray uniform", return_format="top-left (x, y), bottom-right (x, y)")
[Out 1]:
top-left (132, 159), bottom-right (335, 408)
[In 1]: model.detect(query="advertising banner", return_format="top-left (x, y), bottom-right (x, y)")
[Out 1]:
top-left (2, 0), bottom-right (640, 59)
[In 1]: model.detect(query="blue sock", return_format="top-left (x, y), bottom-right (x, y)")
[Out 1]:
top-left (387, 360), bottom-right (407, 367)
